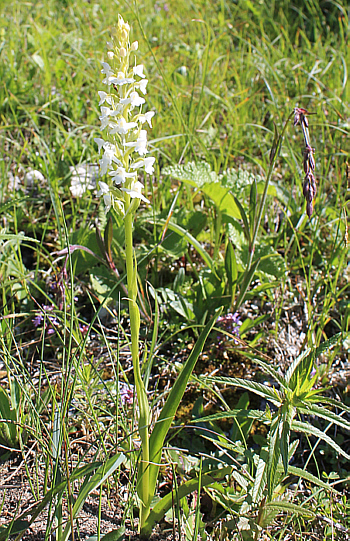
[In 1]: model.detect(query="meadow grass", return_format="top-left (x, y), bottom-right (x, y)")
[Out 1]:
top-left (0, 0), bottom-right (349, 539)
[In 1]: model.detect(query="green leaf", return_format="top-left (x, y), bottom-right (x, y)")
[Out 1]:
top-left (282, 465), bottom-right (338, 493)
top-left (280, 405), bottom-right (295, 474)
top-left (146, 309), bottom-right (222, 525)
top-left (235, 258), bottom-right (260, 309)
top-left (104, 215), bottom-right (114, 263)
top-left (163, 162), bottom-right (241, 219)
top-left (61, 453), bottom-right (125, 541)
top-left (267, 416), bottom-right (281, 501)
top-left (249, 178), bottom-right (257, 231)
top-left (191, 408), bottom-right (269, 424)
top-left (142, 466), bottom-right (232, 537)
top-left (292, 420), bottom-right (350, 460)
top-left (89, 527), bottom-right (125, 541)
top-left (200, 376), bottom-right (283, 406)
top-left (251, 447), bottom-right (268, 505)
top-left (149, 219), bottom-right (215, 272)
top-left (233, 196), bottom-right (251, 242)
top-left (297, 403), bottom-right (350, 432)
top-left (264, 500), bottom-right (315, 517)
top-left (225, 241), bottom-right (237, 300)
top-left (251, 357), bottom-right (290, 393)
top-left (285, 348), bottom-right (312, 390)
top-left (0, 386), bottom-right (19, 449)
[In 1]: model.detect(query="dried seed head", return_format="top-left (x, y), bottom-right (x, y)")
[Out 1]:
top-left (294, 106), bottom-right (317, 217)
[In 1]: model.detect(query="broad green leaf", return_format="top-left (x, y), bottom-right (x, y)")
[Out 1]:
top-left (162, 162), bottom-right (241, 219)
top-left (225, 241), bottom-right (237, 300)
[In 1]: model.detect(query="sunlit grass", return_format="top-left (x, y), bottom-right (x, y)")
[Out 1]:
top-left (0, 0), bottom-right (349, 538)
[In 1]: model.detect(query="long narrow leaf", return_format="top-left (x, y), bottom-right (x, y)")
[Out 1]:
top-left (190, 408), bottom-right (269, 424)
top-left (142, 466), bottom-right (232, 537)
top-left (267, 416), bottom-right (281, 500)
top-left (251, 447), bottom-right (268, 505)
top-left (148, 219), bottom-right (215, 272)
top-left (147, 309), bottom-right (222, 515)
top-left (0, 463), bottom-right (106, 541)
top-left (61, 453), bottom-right (126, 541)
top-left (201, 376), bottom-right (283, 406)
top-left (297, 403), bottom-right (350, 432)
top-left (280, 405), bottom-right (295, 474)
top-left (292, 420), bottom-right (350, 460)
top-left (264, 500), bottom-right (315, 517)
top-left (281, 465), bottom-right (339, 493)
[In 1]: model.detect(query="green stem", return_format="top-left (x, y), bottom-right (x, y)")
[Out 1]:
top-left (124, 199), bottom-right (151, 528)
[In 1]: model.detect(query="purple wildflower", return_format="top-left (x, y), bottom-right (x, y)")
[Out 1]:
top-left (119, 382), bottom-right (134, 406)
top-left (216, 312), bottom-right (242, 346)
top-left (32, 304), bottom-right (59, 335)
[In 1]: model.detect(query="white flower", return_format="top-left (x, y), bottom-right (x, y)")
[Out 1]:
top-left (99, 143), bottom-right (120, 174)
top-left (94, 137), bottom-right (106, 153)
top-left (121, 181), bottom-right (150, 203)
top-left (109, 166), bottom-right (136, 184)
top-left (98, 91), bottom-right (113, 106)
top-left (133, 65), bottom-right (145, 78)
top-left (136, 79), bottom-right (148, 95)
top-left (129, 91), bottom-right (145, 108)
top-left (99, 106), bottom-right (112, 130)
top-left (107, 51), bottom-right (114, 59)
top-left (101, 62), bottom-right (113, 76)
top-left (110, 71), bottom-right (135, 86)
top-left (109, 117), bottom-right (138, 135)
top-left (131, 41), bottom-right (138, 51)
top-left (138, 111), bottom-right (155, 128)
top-left (97, 181), bottom-right (112, 210)
top-left (101, 62), bottom-right (116, 85)
top-left (131, 156), bottom-right (155, 174)
top-left (124, 130), bottom-right (148, 156)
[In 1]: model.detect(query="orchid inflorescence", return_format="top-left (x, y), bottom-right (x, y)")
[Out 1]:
top-left (94, 15), bottom-right (155, 215)
top-left (293, 107), bottom-right (317, 218)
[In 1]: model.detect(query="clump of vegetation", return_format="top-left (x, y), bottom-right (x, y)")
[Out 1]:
top-left (0, 0), bottom-right (348, 540)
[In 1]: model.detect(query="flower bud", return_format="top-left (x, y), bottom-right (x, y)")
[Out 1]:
top-left (119, 47), bottom-right (127, 57)
top-left (107, 51), bottom-right (114, 59)
top-left (131, 41), bottom-right (138, 51)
